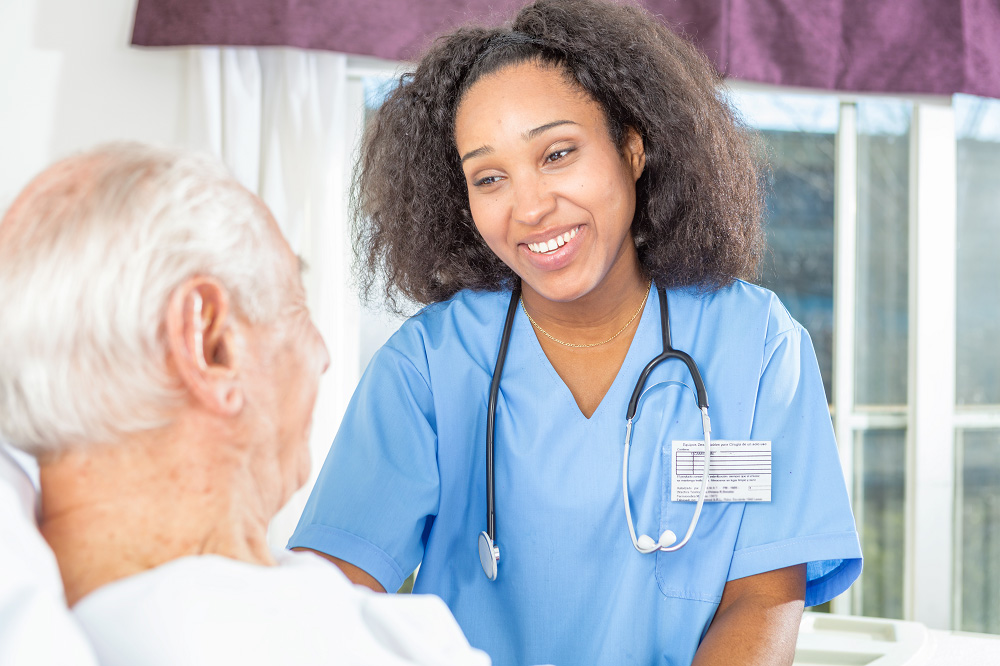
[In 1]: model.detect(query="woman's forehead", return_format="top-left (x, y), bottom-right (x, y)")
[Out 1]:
top-left (459, 61), bottom-right (586, 108)
top-left (454, 63), bottom-right (603, 146)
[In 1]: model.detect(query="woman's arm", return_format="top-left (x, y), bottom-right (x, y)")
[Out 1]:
top-left (292, 547), bottom-right (386, 593)
top-left (692, 564), bottom-right (806, 666)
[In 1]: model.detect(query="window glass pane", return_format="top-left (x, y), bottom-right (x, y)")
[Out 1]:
top-left (363, 75), bottom-right (397, 120)
top-left (959, 428), bottom-right (1000, 634)
top-left (855, 102), bottom-right (910, 407)
top-left (856, 428), bottom-right (905, 619)
top-left (955, 94), bottom-right (1000, 406)
top-left (730, 90), bottom-right (838, 401)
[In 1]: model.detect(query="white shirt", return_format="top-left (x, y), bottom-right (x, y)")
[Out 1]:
top-left (74, 548), bottom-right (492, 666)
top-left (0, 444), bottom-right (99, 666)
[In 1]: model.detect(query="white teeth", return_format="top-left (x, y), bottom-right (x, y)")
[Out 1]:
top-left (527, 227), bottom-right (579, 254)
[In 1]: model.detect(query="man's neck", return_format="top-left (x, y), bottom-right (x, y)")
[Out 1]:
top-left (38, 428), bottom-right (275, 606)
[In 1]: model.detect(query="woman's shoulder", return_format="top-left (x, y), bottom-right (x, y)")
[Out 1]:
top-left (671, 279), bottom-right (802, 343)
top-left (381, 288), bottom-right (514, 360)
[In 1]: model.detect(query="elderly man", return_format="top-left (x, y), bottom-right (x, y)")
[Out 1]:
top-left (0, 143), bottom-right (489, 665)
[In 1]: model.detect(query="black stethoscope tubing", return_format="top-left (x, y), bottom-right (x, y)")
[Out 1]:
top-left (486, 284), bottom-right (521, 546)
top-left (627, 286), bottom-right (708, 419)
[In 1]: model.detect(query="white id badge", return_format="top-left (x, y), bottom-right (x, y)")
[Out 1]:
top-left (671, 440), bottom-right (771, 502)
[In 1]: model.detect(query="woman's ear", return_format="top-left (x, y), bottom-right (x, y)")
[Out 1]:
top-left (624, 127), bottom-right (646, 181)
top-left (165, 277), bottom-right (244, 416)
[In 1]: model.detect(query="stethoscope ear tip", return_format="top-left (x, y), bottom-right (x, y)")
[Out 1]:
top-left (637, 530), bottom-right (677, 552)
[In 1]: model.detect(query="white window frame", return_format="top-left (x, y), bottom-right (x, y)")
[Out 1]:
top-left (904, 99), bottom-right (957, 630)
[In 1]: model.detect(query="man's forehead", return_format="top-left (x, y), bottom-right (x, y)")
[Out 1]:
top-left (0, 156), bottom-right (100, 241)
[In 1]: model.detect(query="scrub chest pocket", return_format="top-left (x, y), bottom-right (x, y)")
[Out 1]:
top-left (655, 442), bottom-right (746, 602)
top-left (627, 377), bottom-right (743, 603)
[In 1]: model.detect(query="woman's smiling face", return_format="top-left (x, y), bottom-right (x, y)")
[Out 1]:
top-left (454, 61), bottom-right (645, 304)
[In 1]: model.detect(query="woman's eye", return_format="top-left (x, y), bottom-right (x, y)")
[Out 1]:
top-left (545, 148), bottom-right (573, 163)
top-left (473, 175), bottom-right (501, 187)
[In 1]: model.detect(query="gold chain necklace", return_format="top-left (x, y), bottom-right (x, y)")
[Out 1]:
top-left (520, 279), bottom-right (652, 349)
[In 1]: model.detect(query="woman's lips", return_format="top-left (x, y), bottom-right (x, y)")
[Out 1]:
top-left (525, 226), bottom-right (579, 255)
top-left (519, 225), bottom-right (583, 270)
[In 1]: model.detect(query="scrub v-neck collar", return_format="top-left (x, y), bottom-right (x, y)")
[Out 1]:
top-left (517, 284), bottom-right (661, 423)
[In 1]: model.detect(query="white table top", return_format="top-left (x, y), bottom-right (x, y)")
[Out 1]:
top-left (795, 612), bottom-right (1000, 665)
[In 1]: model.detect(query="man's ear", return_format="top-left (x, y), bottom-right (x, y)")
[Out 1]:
top-left (165, 277), bottom-right (244, 416)
top-left (624, 127), bottom-right (646, 181)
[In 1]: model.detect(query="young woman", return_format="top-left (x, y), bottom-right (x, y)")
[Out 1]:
top-left (290, 1), bottom-right (861, 664)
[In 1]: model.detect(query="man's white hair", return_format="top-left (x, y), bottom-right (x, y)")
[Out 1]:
top-left (0, 142), bottom-right (287, 458)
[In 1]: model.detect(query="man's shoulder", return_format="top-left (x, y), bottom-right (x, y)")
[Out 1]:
top-left (77, 550), bottom-right (350, 611)
top-left (0, 443), bottom-right (70, 598)
top-left (0, 444), bottom-right (37, 520)
top-left (74, 552), bottom-right (490, 665)
top-left (73, 553), bottom-right (360, 664)
top-left (0, 445), bottom-right (100, 666)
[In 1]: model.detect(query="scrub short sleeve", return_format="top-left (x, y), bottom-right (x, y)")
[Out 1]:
top-left (728, 323), bottom-right (862, 607)
top-left (288, 344), bottom-right (440, 594)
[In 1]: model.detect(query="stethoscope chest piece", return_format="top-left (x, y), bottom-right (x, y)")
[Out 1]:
top-left (478, 531), bottom-right (499, 581)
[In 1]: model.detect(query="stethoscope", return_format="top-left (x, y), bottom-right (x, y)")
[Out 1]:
top-left (478, 283), bottom-right (713, 581)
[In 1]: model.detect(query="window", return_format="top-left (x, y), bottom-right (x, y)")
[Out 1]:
top-left (954, 94), bottom-right (1000, 634)
top-left (732, 92), bottom-right (837, 399)
top-left (729, 89), bottom-right (913, 621)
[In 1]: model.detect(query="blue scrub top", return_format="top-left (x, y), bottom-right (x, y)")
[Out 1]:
top-left (290, 281), bottom-right (862, 666)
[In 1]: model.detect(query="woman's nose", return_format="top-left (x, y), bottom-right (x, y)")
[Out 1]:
top-left (511, 177), bottom-right (556, 226)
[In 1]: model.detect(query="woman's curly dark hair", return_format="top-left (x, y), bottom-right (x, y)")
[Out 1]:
top-left (353, 0), bottom-right (765, 311)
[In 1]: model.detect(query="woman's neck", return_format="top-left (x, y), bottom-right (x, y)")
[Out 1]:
top-left (38, 429), bottom-right (275, 606)
top-left (519, 249), bottom-right (649, 346)
top-left (518, 249), bottom-right (650, 418)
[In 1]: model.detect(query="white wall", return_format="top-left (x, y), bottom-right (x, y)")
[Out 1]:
top-left (0, 1), bottom-right (359, 549)
top-left (0, 0), bottom-right (189, 208)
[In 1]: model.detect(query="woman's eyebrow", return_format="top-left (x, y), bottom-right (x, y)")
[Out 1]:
top-left (461, 145), bottom-right (494, 164)
top-left (523, 119), bottom-right (577, 140)
top-left (461, 120), bottom-right (579, 164)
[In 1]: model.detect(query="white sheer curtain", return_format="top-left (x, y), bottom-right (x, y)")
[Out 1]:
top-left (184, 47), bottom-right (362, 548)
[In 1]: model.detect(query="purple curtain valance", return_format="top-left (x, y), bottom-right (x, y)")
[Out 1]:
top-left (131, 0), bottom-right (1000, 99)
